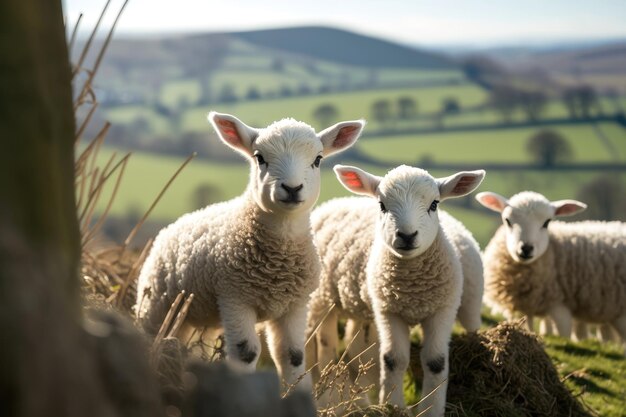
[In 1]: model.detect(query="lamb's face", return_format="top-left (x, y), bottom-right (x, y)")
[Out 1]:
top-left (501, 193), bottom-right (555, 264)
top-left (334, 164), bottom-right (486, 260)
top-left (476, 191), bottom-right (587, 264)
top-left (250, 124), bottom-right (324, 214)
top-left (209, 112), bottom-right (364, 216)
top-left (376, 168), bottom-right (442, 259)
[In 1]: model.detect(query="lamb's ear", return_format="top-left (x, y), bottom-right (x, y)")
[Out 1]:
top-left (319, 120), bottom-right (365, 157)
top-left (476, 192), bottom-right (509, 213)
top-left (438, 170), bottom-right (486, 201)
top-left (208, 111), bottom-right (258, 157)
top-left (551, 199), bottom-right (587, 217)
top-left (333, 165), bottom-right (381, 197)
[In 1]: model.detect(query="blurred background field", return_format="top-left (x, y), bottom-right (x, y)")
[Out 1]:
top-left (68, 3), bottom-right (626, 250)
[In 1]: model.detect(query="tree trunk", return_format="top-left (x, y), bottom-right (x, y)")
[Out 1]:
top-left (0, 2), bottom-right (160, 416)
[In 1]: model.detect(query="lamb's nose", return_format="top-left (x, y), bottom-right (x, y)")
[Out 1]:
top-left (396, 230), bottom-right (418, 245)
top-left (520, 243), bottom-right (534, 257)
top-left (281, 183), bottom-right (303, 200)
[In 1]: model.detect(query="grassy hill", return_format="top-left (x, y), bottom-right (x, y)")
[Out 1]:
top-left (230, 26), bottom-right (455, 69)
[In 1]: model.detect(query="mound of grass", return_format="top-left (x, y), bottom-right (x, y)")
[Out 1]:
top-left (445, 323), bottom-right (593, 417)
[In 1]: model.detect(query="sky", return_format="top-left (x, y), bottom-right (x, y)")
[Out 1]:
top-left (63, 0), bottom-right (626, 47)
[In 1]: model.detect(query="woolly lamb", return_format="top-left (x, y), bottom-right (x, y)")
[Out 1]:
top-left (476, 190), bottom-right (626, 348)
top-left (308, 164), bottom-right (485, 416)
top-left (136, 112), bottom-right (364, 390)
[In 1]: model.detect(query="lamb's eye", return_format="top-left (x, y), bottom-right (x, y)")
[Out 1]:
top-left (254, 153), bottom-right (267, 166)
top-left (379, 201), bottom-right (387, 213)
top-left (428, 200), bottom-right (439, 212)
top-left (505, 218), bottom-right (512, 227)
top-left (312, 155), bottom-right (323, 168)
top-left (542, 219), bottom-right (551, 229)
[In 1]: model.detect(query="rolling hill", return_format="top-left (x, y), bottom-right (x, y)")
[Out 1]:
top-left (228, 26), bottom-right (455, 69)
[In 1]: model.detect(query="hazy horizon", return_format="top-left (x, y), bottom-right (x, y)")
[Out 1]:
top-left (63, 0), bottom-right (626, 48)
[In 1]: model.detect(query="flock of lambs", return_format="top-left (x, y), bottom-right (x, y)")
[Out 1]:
top-left (134, 112), bottom-right (626, 417)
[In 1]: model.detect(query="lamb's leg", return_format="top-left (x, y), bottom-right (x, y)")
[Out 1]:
top-left (525, 314), bottom-right (535, 333)
top-left (315, 306), bottom-right (339, 374)
top-left (598, 324), bottom-right (616, 343)
top-left (539, 317), bottom-right (554, 336)
top-left (219, 301), bottom-right (260, 372)
top-left (456, 294), bottom-right (482, 332)
top-left (573, 320), bottom-right (589, 342)
top-left (610, 315), bottom-right (626, 355)
top-left (344, 319), bottom-right (378, 406)
top-left (375, 312), bottom-right (410, 407)
top-left (266, 302), bottom-right (312, 391)
top-left (418, 306), bottom-right (456, 417)
top-left (547, 303), bottom-right (572, 338)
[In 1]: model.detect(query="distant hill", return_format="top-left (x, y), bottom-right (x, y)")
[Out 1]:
top-left (227, 26), bottom-right (455, 69)
top-left (459, 40), bottom-right (626, 92)
top-left (77, 26), bottom-right (465, 107)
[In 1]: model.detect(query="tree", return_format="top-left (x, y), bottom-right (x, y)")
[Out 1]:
top-left (371, 99), bottom-right (392, 124)
top-left (442, 97), bottom-right (461, 115)
top-left (562, 85), bottom-right (597, 118)
top-left (576, 175), bottom-right (626, 221)
top-left (313, 103), bottom-right (339, 128)
top-left (245, 86), bottom-right (261, 101)
top-left (397, 97), bottom-right (417, 120)
top-left (519, 90), bottom-right (547, 121)
top-left (490, 85), bottom-right (519, 122)
top-left (278, 84), bottom-right (293, 97)
top-left (217, 84), bottom-right (238, 104)
top-left (526, 129), bottom-right (573, 167)
top-left (271, 58), bottom-right (285, 73)
top-left (0, 2), bottom-right (162, 416)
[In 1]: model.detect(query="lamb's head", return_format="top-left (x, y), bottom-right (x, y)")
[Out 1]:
top-left (335, 164), bottom-right (485, 259)
top-left (209, 112), bottom-right (364, 214)
top-left (476, 191), bottom-right (586, 263)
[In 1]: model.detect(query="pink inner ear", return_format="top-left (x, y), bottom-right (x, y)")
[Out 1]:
top-left (333, 126), bottom-right (358, 149)
top-left (452, 176), bottom-right (475, 194)
top-left (340, 171), bottom-right (364, 189)
top-left (216, 118), bottom-right (241, 147)
top-left (555, 203), bottom-right (581, 216)
top-left (481, 194), bottom-right (504, 210)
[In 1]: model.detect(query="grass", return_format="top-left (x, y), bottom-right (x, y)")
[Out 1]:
top-left (359, 122), bottom-right (626, 165)
top-left (544, 336), bottom-right (626, 417)
top-left (401, 310), bottom-right (626, 416)
top-left (180, 84), bottom-right (488, 132)
top-left (93, 146), bottom-right (626, 249)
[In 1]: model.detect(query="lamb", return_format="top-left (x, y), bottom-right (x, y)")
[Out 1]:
top-left (308, 164), bottom-right (485, 416)
top-left (135, 112), bottom-right (364, 391)
top-left (476, 190), bottom-right (626, 348)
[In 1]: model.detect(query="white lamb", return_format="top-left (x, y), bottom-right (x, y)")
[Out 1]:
top-left (135, 112), bottom-right (364, 390)
top-left (476, 190), bottom-right (626, 348)
top-left (308, 164), bottom-right (485, 416)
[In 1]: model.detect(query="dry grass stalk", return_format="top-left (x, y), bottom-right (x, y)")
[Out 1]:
top-left (70, 2), bottom-right (193, 317)
top-left (312, 328), bottom-right (377, 417)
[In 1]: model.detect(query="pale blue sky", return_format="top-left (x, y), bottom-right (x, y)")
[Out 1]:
top-left (63, 0), bottom-right (626, 46)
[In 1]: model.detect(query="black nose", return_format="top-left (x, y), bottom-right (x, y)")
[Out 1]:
top-left (396, 231), bottom-right (418, 247)
top-left (281, 183), bottom-right (303, 202)
top-left (520, 243), bottom-right (534, 258)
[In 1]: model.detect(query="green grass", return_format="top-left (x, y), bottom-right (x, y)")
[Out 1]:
top-left (181, 84), bottom-right (488, 132)
top-left (105, 105), bottom-right (171, 133)
top-left (404, 310), bottom-right (626, 416)
top-left (93, 147), bottom-right (625, 248)
top-left (359, 122), bottom-right (626, 164)
top-left (160, 79), bottom-right (202, 108)
top-left (543, 336), bottom-right (626, 416)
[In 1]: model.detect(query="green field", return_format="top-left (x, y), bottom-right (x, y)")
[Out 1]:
top-left (180, 84), bottom-right (488, 131)
top-left (93, 144), bottom-right (625, 248)
top-left (359, 122), bottom-right (626, 165)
